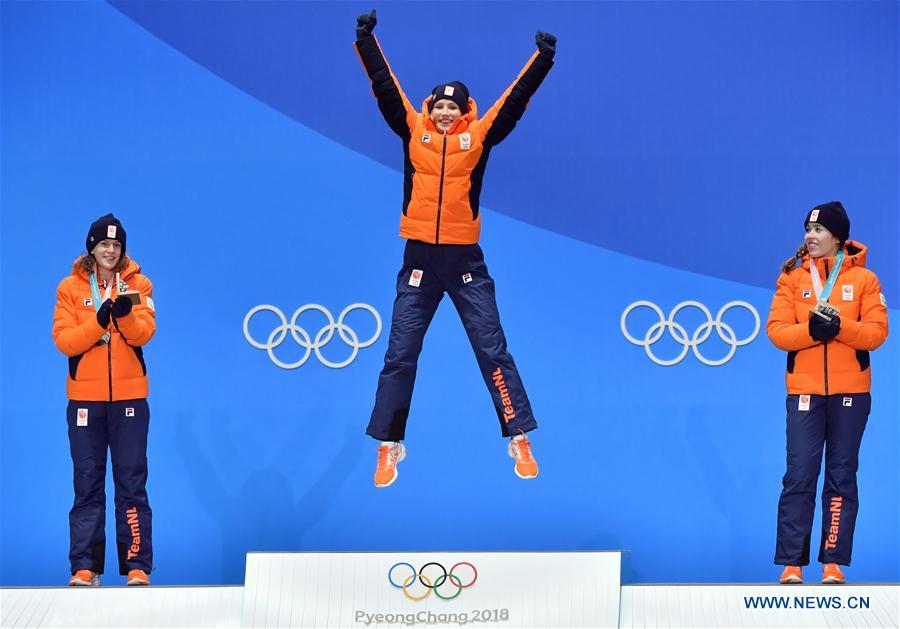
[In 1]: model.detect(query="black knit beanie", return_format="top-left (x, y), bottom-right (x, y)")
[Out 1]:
top-left (86, 213), bottom-right (126, 254)
top-left (428, 81), bottom-right (470, 113)
top-left (805, 202), bottom-right (850, 244)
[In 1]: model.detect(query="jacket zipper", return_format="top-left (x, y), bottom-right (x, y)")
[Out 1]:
top-left (823, 259), bottom-right (829, 396)
top-left (107, 339), bottom-right (113, 402)
top-left (435, 132), bottom-right (448, 244)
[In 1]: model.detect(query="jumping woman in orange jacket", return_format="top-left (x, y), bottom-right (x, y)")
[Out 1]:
top-left (52, 214), bottom-right (156, 586)
top-left (354, 10), bottom-right (555, 487)
top-left (766, 202), bottom-right (888, 584)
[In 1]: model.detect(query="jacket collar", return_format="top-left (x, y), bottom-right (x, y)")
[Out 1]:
top-left (800, 240), bottom-right (867, 273)
top-left (421, 96), bottom-right (478, 134)
top-left (72, 256), bottom-right (141, 282)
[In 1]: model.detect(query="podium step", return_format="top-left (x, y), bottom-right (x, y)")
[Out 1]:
top-left (1, 586), bottom-right (243, 628)
top-left (619, 584), bottom-right (899, 628)
top-left (3, 555), bottom-right (897, 628)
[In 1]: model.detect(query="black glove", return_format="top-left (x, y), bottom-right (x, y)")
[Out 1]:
top-left (112, 295), bottom-right (133, 319)
top-left (809, 313), bottom-right (841, 342)
top-left (536, 30), bottom-right (557, 54)
top-left (96, 299), bottom-right (113, 328)
top-left (356, 9), bottom-right (376, 39)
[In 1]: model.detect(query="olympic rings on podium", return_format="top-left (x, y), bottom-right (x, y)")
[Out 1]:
top-left (402, 572), bottom-right (432, 601)
top-left (388, 561), bottom-right (478, 600)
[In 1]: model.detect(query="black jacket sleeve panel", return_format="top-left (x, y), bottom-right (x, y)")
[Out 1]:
top-left (480, 50), bottom-right (555, 147)
top-left (355, 35), bottom-right (416, 139)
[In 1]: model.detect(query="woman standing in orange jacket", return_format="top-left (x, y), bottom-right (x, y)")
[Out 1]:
top-left (766, 202), bottom-right (888, 584)
top-left (52, 214), bottom-right (156, 587)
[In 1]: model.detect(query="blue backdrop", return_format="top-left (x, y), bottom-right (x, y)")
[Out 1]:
top-left (1, 1), bottom-right (897, 586)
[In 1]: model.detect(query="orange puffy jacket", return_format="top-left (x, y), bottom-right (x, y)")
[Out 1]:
top-left (355, 35), bottom-right (554, 245)
top-left (52, 258), bottom-right (156, 401)
top-left (766, 241), bottom-right (888, 395)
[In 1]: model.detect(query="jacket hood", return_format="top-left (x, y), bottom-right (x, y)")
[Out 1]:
top-left (800, 239), bottom-right (867, 271)
top-left (71, 256), bottom-right (141, 281)
top-left (421, 96), bottom-right (478, 134)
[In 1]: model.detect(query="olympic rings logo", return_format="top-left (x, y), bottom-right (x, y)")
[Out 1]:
top-left (243, 304), bottom-right (382, 369)
top-left (621, 300), bottom-right (760, 366)
top-left (387, 562), bottom-right (478, 601)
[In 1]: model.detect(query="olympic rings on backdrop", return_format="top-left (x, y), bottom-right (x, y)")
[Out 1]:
top-left (243, 304), bottom-right (382, 369)
top-left (388, 561), bottom-right (478, 601)
top-left (621, 300), bottom-right (760, 366)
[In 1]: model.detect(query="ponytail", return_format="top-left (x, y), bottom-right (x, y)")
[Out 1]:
top-left (780, 243), bottom-right (808, 274)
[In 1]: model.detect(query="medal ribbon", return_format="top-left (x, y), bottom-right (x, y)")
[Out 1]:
top-left (89, 271), bottom-right (111, 345)
top-left (810, 249), bottom-right (845, 301)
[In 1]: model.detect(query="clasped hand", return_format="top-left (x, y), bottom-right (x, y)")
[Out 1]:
top-left (809, 312), bottom-right (841, 342)
top-left (96, 295), bottom-right (133, 328)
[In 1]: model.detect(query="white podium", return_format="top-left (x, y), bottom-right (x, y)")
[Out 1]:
top-left (241, 551), bottom-right (623, 628)
top-left (3, 552), bottom-right (898, 628)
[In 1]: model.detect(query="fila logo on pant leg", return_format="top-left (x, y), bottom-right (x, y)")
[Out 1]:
top-left (125, 408), bottom-right (135, 417)
top-left (798, 395), bottom-right (810, 411)
top-left (462, 273), bottom-right (472, 284)
top-left (842, 397), bottom-right (852, 407)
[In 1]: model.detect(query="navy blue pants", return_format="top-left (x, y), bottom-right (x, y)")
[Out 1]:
top-left (367, 241), bottom-right (537, 441)
top-left (774, 393), bottom-right (870, 566)
top-left (67, 399), bottom-right (152, 575)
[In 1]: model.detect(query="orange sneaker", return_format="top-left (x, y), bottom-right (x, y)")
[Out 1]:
top-left (779, 565), bottom-right (802, 584)
top-left (69, 570), bottom-right (100, 586)
top-left (508, 434), bottom-right (538, 479)
top-left (374, 442), bottom-right (406, 488)
top-left (126, 569), bottom-right (150, 586)
top-left (822, 563), bottom-right (845, 584)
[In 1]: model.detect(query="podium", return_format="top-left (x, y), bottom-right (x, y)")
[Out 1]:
top-left (3, 552), bottom-right (898, 628)
top-left (241, 551), bottom-right (624, 628)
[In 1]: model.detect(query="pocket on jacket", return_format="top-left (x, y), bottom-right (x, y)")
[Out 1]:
top-left (68, 353), bottom-right (84, 380)
top-left (402, 172), bottom-right (414, 216)
top-left (130, 345), bottom-right (147, 376)
top-left (786, 351), bottom-right (797, 374)
top-left (855, 349), bottom-right (870, 371)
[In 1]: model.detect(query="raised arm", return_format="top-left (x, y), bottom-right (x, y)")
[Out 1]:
top-left (479, 31), bottom-right (556, 147)
top-left (354, 10), bottom-right (417, 139)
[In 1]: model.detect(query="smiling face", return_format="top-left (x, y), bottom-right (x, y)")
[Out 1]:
top-left (430, 98), bottom-right (461, 133)
top-left (805, 222), bottom-right (841, 259)
top-left (92, 239), bottom-right (122, 275)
